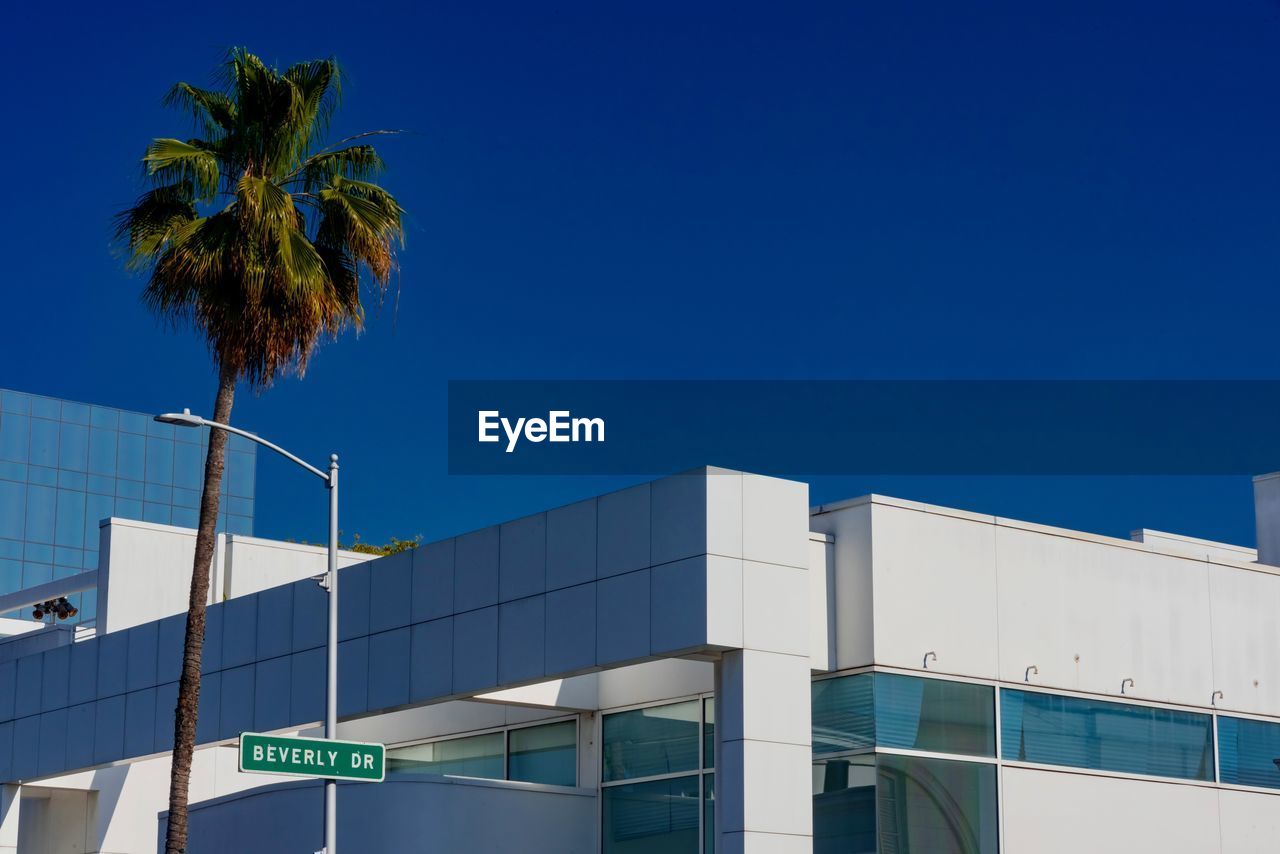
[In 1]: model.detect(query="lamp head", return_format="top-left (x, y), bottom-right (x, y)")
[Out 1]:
top-left (154, 408), bottom-right (204, 428)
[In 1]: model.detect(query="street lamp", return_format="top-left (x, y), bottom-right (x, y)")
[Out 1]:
top-left (156, 408), bottom-right (341, 854)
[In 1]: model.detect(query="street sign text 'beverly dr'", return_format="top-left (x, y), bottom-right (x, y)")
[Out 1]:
top-left (239, 732), bottom-right (385, 782)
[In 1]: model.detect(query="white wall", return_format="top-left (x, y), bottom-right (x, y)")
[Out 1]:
top-left (34, 740), bottom-right (303, 854)
top-left (96, 519), bottom-right (369, 634)
top-left (815, 496), bottom-right (1280, 715)
top-left (16, 787), bottom-right (92, 854)
top-left (96, 520), bottom-right (220, 634)
top-left (1218, 788), bottom-right (1280, 854)
top-left (221, 535), bottom-right (369, 600)
top-left (1001, 767), bottom-right (1222, 853)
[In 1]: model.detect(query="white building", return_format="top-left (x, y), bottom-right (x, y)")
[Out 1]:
top-left (2, 467), bottom-right (1280, 853)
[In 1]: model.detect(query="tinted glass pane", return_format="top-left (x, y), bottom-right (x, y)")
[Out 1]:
top-left (227, 451), bottom-right (256, 498)
top-left (812, 674), bottom-right (874, 755)
top-left (58, 423), bottom-right (89, 471)
top-left (603, 700), bottom-right (700, 782)
top-left (0, 414), bottom-right (29, 463)
top-left (508, 720), bottom-right (576, 786)
top-left (173, 441), bottom-right (203, 490)
top-left (1001, 689), bottom-right (1213, 780)
top-left (117, 433), bottom-right (145, 481)
top-left (1219, 716), bottom-right (1280, 789)
top-left (703, 697), bottom-right (715, 769)
top-left (602, 775), bottom-right (699, 854)
top-left (387, 732), bottom-right (504, 779)
top-left (25, 484), bottom-right (55, 543)
top-left (813, 755), bottom-right (876, 854)
top-left (145, 437), bottom-right (174, 485)
top-left (875, 674), bottom-right (995, 757)
top-left (54, 490), bottom-right (86, 548)
top-left (876, 755), bottom-right (998, 854)
top-left (1, 392), bottom-right (31, 414)
top-left (60, 402), bottom-right (89, 425)
top-left (0, 481), bottom-right (25, 540)
top-left (703, 773), bottom-right (714, 854)
top-left (0, 558), bottom-right (20, 594)
top-left (88, 428), bottom-right (117, 476)
top-left (30, 398), bottom-right (59, 419)
top-left (29, 419), bottom-right (58, 467)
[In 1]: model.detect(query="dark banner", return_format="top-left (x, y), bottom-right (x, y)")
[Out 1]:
top-left (447, 380), bottom-right (1280, 475)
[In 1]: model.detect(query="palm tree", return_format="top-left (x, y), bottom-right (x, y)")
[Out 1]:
top-left (116, 49), bottom-right (404, 854)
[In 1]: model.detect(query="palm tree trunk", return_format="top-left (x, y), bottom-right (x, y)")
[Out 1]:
top-left (164, 361), bottom-right (236, 854)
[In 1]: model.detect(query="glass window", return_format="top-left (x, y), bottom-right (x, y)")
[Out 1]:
top-left (813, 673), bottom-right (875, 755)
top-left (116, 479), bottom-right (144, 500)
top-left (29, 419), bottom-right (58, 467)
top-left (0, 481), bottom-right (25, 540)
top-left (25, 484), bottom-right (56, 544)
top-left (227, 451), bottom-right (256, 498)
top-left (1, 392), bottom-right (31, 414)
top-left (602, 775), bottom-right (700, 854)
top-left (813, 754), bottom-right (877, 854)
top-left (143, 503), bottom-right (172, 525)
top-left (387, 732), bottom-right (504, 779)
top-left (116, 498), bottom-right (142, 521)
top-left (23, 562), bottom-right (52, 587)
top-left (58, 423), bottom-right (89, 471)
top-left (1000, 689), bottom-right (1213, 780)
top-left (60, 402), bottom-right (90, 426)
top-left (172, 507), bottom-right (199, 530)
top-left (116, 433), bottom-right (145, 481)
top-left (703, 697), bottom-right (715, 769)
top-left (0, 414), bottom-right (29, 463)
top-left (508, 720), bottom-right (577, 786)
top-left (88, 428), bottom-right (117, 476)
top-left (81, 496), bottom-right (112, 550)
top-left (144, 483), bottom-right (173, 504)
top-left (813, 673), bottom-right (995, 758)
top-left (54, 490), bottom-right (86, 548)
top-left (118, 411), bottom-right (148, 435)
top-left (57, 470), bottom-right (86, 491)
top-left (173, 441), bottom-right (203, 490)
top-left (876, 754), bottom-right (998, 854)
top-left (603, 700), bottom-right (700, 782)
top-left (0, 558), bottom-right (21, 594)
top-left (876, 674), bottom-right (995, 757)
top-left (30, 397), bottom-right (59, 420)
top-left (145, 437), bottom-right (174, 485)
top-left (1218, 715), bottom-right (1280, 789)
top-left (89, 406), bottom-right (119, 430)
top-left (703, 773), bottom-right (714, 854)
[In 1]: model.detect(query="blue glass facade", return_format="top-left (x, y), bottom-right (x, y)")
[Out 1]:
top-left (0, 388), bottom-right (257, 623)
top-left (1000, 688), bottom-right (1214, 781)
top-left (1218, 715), bottom-right (1280, 790)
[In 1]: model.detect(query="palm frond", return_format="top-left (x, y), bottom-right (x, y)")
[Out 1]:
top-left (121, 48), bottom-right (407, 388)
top-left (114, 184), bottom-right (199, 268)
top-left (144, 139), bottom-right (220, 201)
top-left (291, 145), bottom-right (383, 191)
top-left (283, 58), bottom-right (341, 156)
top-left (162, 83), bottom-right (237, 136)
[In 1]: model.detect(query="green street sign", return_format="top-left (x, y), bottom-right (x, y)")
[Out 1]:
top-left (239, 732), bottom-right (386, 782)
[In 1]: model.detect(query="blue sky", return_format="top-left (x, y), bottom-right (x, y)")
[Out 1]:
top-left (4, 1), bottom-right (1279, 547)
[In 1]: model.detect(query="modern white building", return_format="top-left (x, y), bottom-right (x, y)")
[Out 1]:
top-left (2, 466), bottom-right (1280, 853)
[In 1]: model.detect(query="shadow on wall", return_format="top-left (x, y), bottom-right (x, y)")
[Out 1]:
top-left (160, 775), bottom-right (595, 854)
